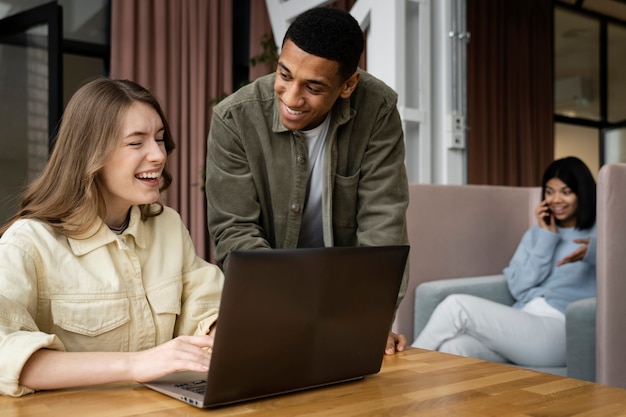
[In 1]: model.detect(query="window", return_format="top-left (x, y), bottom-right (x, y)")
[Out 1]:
top-left (554, 1), bottom-right (626, 168)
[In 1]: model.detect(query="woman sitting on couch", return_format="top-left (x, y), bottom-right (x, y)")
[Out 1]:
top-left (412, 156), bottom-right (596, 367)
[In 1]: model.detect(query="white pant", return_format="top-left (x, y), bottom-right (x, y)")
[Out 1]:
top-left (412, 294), bottom-right (566, 367)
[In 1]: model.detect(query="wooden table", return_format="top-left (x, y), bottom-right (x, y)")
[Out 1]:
top-left (3, 348), bottom-right (626, 416)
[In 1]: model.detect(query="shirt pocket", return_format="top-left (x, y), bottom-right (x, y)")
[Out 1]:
top-left (50, 298), bottom-right (131, 351)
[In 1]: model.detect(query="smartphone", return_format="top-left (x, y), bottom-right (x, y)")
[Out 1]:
top-left (544, 209), bottom-right (551, 225)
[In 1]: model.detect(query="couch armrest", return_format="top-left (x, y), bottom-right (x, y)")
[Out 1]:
top-left (413, 274), bottom-right (515, 340)
top-left (566, 297), bottom-right (596, 382)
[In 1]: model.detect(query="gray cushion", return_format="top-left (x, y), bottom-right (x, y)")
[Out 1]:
top-left (413, 274), bottom-right (514, 338)
top-left (414, 275), bottom-right (595, 381)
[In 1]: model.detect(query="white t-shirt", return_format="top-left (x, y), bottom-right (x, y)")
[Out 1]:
top-left (297, 114), bottom-right (330, 248)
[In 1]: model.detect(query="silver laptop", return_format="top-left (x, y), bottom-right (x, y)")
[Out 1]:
top-left (144, 245), bottom-right (409, 408)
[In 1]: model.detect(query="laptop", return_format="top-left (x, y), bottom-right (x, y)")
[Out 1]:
top-left (144, 245), bottom-right (409, 408)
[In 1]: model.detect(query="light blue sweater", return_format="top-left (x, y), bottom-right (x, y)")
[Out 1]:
top-left (503, 224), bottom-right (597, 314)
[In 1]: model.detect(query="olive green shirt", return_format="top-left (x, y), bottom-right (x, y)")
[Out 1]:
top-left (205, 70), bottom-right (409, 296)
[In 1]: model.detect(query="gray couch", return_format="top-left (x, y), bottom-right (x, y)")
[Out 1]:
top-left (393, 182), bottom-right (597, 382)
top-left (393, 183), bottom-right (541, 342)
top-left (413, 274), bottom-right (596, 380)
top-left (596, 163), bottom-right (626, 389)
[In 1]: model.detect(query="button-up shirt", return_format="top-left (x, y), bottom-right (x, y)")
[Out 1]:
top-left (205, 70), bottom-right (410, 298)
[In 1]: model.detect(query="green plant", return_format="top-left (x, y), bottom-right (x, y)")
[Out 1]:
top-left (249, 33), bottom-right (279, 70)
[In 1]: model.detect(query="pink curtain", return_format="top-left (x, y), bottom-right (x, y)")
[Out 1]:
top-left (109, 1), bottom-right (357, 258)
top-left (110, 0), bottom-right (233, 259)
top-left (249, 0), bottom-right (274, 81)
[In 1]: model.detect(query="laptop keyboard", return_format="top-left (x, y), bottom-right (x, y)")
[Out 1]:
top-left (175, 379), bottom-right (207, 394)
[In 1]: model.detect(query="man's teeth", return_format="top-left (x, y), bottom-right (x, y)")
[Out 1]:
top-left (286, 106), bottom-right (302, 115)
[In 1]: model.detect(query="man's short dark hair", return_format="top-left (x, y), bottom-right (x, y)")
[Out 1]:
top-left (282, 7), bottom-right (364, 82)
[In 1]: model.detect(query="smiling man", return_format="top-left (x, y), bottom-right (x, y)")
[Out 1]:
top-left (205, 7), bottom-right (409, 354)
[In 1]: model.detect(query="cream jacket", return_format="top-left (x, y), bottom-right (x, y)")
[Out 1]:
top-left (0, 206), bottom-right (223, 397)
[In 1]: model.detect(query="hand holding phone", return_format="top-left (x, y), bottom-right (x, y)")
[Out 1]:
top-left (544, 208), bottom-right (551, 225)
top-left (536, 200), bottom-right (556, 231)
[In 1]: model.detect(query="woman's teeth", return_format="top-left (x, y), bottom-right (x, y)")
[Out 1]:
top-left (136, 172), bottom-right (160, 179)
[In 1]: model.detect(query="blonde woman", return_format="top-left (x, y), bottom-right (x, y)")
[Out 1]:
top-left (0, 78), bottom-right (223, 397)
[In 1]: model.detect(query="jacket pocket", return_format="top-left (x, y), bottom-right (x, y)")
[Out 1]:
top-left (333, 170), bottom-right (360, 229)
top-left (146, 280), bottom-right (182, 338)
top-left (51, 298), bottom-right (130, 337)
top-left (145, 280), bottom-right (182, 315)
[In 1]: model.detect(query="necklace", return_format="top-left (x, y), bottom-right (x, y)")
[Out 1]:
top-left (108, 214), bottom-right (130, 235)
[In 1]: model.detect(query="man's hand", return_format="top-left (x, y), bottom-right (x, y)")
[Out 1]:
top-left (385, 331), bottom-right (407, 355)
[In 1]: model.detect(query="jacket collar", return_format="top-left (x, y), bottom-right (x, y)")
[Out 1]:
top-left (67, 206), bottom-right (147, 255)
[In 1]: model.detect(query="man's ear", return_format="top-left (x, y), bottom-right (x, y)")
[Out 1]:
top-left (340, 71), bottom-right (360, 99)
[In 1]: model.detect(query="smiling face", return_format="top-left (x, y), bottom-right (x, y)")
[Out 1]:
top-left (99, 101), bottom-right (166, 227)
top-left (544, 177), bottom-right (579, 228)
top-left (274, 39), bottom-right (359, 131)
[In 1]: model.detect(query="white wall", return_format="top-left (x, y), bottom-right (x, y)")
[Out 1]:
top-left (554, 122), bottom-right (600, 179)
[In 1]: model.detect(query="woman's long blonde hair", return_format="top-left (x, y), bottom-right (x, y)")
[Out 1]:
top-left (0, 78), bottom-right (176, 237)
